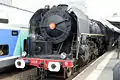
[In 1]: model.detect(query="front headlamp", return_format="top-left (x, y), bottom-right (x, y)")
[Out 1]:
top-left (21, 51), bottom-right (27, 57)
top-left (60, 52), bottom-right (67, 59)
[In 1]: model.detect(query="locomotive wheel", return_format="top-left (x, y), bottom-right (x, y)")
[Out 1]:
top-left (93, 43), bottom-right (98, 59)
top-left (89, 41), bottom-right (98, 60)
top-left (64, 67), bottom-right (73, 79)
top-left (91, 49), bottom-right (98, 59)
top-left (91, 54), bottom-right (96, 60)
top-left (86, 56), bottom-right (91, 64)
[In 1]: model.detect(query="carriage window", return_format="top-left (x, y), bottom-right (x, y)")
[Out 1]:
top-left (0, 45), bottom-right (9, 56)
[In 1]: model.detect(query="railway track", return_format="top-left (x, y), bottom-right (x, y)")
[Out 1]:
top-left (0, 66), bottom-right (36, 80)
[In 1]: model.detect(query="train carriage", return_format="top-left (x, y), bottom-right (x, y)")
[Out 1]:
top-left (0, 23), bottom-right (29, 71)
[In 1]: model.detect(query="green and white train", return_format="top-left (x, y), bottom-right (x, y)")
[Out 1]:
top-left (0, 23), bottom-right (29, 70)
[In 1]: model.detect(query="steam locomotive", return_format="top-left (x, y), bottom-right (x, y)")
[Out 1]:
top-left (15, 4), bottom-right (109, 79)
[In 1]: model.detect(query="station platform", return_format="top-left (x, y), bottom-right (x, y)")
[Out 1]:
top-left (72, 50), bottom-right (120, 80)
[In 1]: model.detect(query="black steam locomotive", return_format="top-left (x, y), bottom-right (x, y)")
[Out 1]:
top-left (15, 4), bottom-right (110, 79)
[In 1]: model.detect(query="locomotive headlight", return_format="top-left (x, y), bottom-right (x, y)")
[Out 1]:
top-left (60, 52), bottom-right (67, 59)
top-left (21, 51), bottom-right (27, 57)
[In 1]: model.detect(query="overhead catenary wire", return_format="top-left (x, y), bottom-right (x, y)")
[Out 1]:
top-left (0, 3), bottom-right (34, 13)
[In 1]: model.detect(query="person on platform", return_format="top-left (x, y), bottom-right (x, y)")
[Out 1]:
top-left (112, 36), bottom-right (120, 59)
